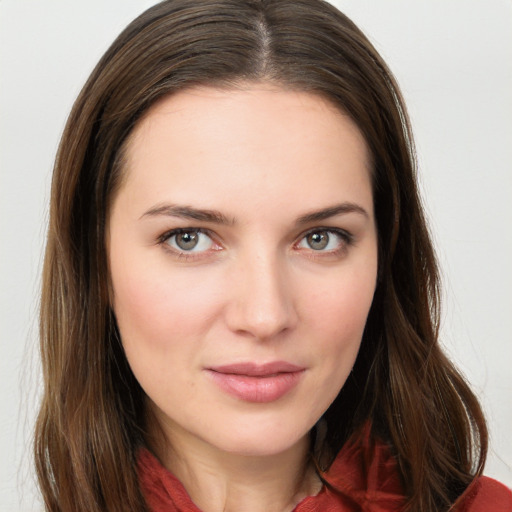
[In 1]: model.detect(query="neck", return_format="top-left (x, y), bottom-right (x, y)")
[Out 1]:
top-left (149, 423), bottom-right (321, 512)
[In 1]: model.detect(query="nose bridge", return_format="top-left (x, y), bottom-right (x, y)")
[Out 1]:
top-left (226, 245), bottom-right (296, 339)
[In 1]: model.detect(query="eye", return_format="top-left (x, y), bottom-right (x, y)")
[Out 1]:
top-left (296, 229), bottom-right (351, 252)
top-left (163, 229), bottom-right (216, 253)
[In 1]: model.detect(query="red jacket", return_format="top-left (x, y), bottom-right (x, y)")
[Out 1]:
top-left (138, 434), bottom-right (512, 511)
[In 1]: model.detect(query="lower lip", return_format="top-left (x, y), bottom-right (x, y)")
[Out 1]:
top-left (206, 370), bottom-right (304, 403)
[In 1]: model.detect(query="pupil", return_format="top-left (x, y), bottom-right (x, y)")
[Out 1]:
top-left (176, 232), bottom-right (198, 250)
top-left (308, 231), bottom-right (328, 250)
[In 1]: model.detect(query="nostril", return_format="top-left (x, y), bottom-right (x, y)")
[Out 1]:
top-left (224, 281), bottom-right (297, 340)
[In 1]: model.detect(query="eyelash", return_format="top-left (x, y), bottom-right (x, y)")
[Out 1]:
top-left (157, 227), bottom-right (354, 260)
top-left (157, 228), bottom-right (219, 260)
top-left (295, 227), bottom-right (354, 258)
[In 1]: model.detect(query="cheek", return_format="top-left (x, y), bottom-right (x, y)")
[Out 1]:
top-left (112, 273), bottom-right (177, 347)
top-left (306, 265), bottom-right (376, 341)
top-left (302, 263), bottom-right (376, 394)
top-left (109, 255), bottom-right (224, 371)
top-left (109, 264), bottom-right (218, 405)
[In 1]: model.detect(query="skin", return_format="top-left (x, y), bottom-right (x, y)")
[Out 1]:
top-left (108, 84), bottom-right (378, 512)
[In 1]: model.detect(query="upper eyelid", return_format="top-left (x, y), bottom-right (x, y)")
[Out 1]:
top-left (297, 226), bottom-right (353, 240)
top-left (158, 227), bottom-right (214, 242)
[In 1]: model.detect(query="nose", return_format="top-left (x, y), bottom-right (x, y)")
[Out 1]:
top-left (224, 250), bottom-right (298, 341)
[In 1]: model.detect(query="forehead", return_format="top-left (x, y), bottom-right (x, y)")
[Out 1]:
top-left (116, 84), bottom-right (372, 218)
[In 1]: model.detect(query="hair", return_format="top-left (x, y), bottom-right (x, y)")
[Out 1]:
top-left (35, 1), bottom-right (488, 511)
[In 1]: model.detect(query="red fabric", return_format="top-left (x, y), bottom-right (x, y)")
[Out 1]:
top-left (452, 475), bottom-right (512, 512)
top-left (137, 433), bottom-right (512, 512)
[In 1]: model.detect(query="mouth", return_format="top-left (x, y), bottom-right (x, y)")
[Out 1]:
top-left (205, 361), bottom-right (305, 403)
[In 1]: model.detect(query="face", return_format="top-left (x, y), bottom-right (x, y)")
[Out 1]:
top-left (108, 85), bottom-right (378, 459)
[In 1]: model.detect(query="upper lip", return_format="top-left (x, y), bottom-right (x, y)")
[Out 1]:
top-left (208, 361), bottom-right (305, 377)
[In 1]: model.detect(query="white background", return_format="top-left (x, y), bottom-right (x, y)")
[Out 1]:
top-left (1, 1), bottom-right (510, 510)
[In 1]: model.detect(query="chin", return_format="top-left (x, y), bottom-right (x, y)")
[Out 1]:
top-left (206, 419), bottom-right (312, 458)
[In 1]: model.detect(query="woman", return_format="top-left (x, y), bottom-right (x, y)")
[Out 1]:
top-left (34, 1), bottom-right (512, 511)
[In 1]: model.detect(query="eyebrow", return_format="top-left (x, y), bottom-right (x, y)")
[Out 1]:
top-left (295, 202), bottom-right (369, 225)
top-left (140, 201), bottom-right (368, 225)
top-left (140, 204), bottom-right (233, 225)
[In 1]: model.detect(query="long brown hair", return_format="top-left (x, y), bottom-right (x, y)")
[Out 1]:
top-left (35, 1), bottom-right (487, 511)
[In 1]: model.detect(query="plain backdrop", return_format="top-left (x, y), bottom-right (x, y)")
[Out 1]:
top-left (1, 1), bottom-right (511, 510)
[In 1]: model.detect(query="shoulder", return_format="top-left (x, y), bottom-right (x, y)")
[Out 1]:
top-left (455, 476), bottom-right (512, 511)
top-left (322, 426), bottom-right (512, 512)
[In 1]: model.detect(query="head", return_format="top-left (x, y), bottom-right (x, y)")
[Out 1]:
top-left (37, 1), bottom-right (486, 511)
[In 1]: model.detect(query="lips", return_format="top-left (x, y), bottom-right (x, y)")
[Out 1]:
top-left (205, 361), bottom-right (305, 403)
